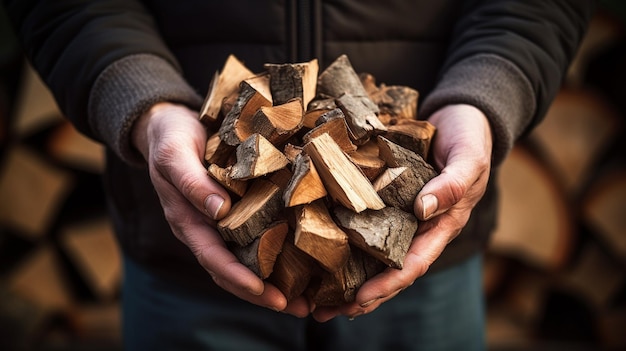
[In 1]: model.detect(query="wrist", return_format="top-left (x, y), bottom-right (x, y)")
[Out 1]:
top-left (131, 102), bottom-right (170, 161)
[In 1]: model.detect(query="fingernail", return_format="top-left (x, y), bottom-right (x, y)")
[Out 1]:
top-left (421, 194), bottom-right (438, 220)
top-left (204, 194), bottom-right (225, 220)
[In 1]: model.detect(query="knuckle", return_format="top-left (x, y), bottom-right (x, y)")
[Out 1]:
top-left (178, 171), bottom-right (203, 196)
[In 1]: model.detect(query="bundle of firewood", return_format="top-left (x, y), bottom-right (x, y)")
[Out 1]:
top-left (199, 54), bottom-right (437, 306)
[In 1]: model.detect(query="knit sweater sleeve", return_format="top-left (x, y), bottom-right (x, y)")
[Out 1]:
top-left (88, 54), bottom-right (203, 165)
top-left (420, 0), bottom-right (595, 165)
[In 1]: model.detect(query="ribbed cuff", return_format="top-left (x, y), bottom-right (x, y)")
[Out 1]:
top-left (420, 54), bottom-right (536, 166)
top-left (88, 54), bottom-right (204, 165)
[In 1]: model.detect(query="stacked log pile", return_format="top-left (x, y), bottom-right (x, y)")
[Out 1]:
top-left (200, 54), bottom-right (437, 305)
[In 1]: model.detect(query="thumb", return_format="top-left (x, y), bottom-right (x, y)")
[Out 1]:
top-left (414, 167), bottom-right (469, 221)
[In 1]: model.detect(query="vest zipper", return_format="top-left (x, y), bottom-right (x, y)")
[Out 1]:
top-left (290, 0), bottom-right (321, 63)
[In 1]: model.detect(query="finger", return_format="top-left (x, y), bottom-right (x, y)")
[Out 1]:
top-left (282, 296), bottom-right (312, 318)
top-left (415, 170), bottom-right (465, 221)
top-left (152, 145), bottom-right (232, 220)
top-left (150, 169), bottom-right (267, 295)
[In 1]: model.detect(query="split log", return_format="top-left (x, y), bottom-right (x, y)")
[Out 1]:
top-left (268, 240), bottom-right (317, 301)
top-left (303, 98), bottom-right (336, 128)
top-left (244, 72), bottom-right (273, 102)
top-left (377, 135), bottom-right (433, 171)
top-left (376, 136), bottom-right (437, 200)
top-left (249, 98), bottom-right (304, 145)
top-left (204, 132), bottom-right (236, 167)
top-left (265, 59), bottom-right (318, 107)
top-left (529, 89), bottom-right (620, 194)
top-left (47, 120), bottom-right (105, 173)
top-left (230, 221), bottom-right (289, 279)
top-left (316, 55), bottom-right (378, 113)
top-left (229, 134), bottom-right (289, 180)
top-left (359, 72), bottom-right (379, 96)
top-left (267, 167), bottom-right (293, 190)
top-left (8, 246), bottom-right (72, 311)
top-left (0, 146), bottom-right (73, 239)
top-left (218, 80), bottom-right (272, 146)
top-left (347, 148), bottom-right (386, 181)
top-left (489, 146), bottom-right (573, 270)
top-left (207, 163), bottom-right (248, 197)
top-left (293, 200), bottom-right (350, 272)
top-left (336, 93), bottom-right (387, 143)
top-left (217, 179), bottom-right (284, 246)
top-left (333, 206), bottom-right (418, 269)
top-left (383, 119), bottom-right (436, 159)
top-left (283, 143), bottom-right (303, 163)
top-left (283, 154), bottom-right (327, 207)
top-left (559, 242), bottom-right (625, 309)
top-left (201, 54), bottom-right (441, 305)
top-left (582, 169), bottom-right (626, 261)
top-left (302, 109), bottom-right (357, 153)
top-left (60, 217), bottom-right (121, 301)
top-left (361, 73), bottom-right (419, 120)
top-left (304, 133), bottom-right (385, 213)
top-left (310, 246), bottom-right (385, 306)
top-left (200, 54), bottom-right (254, 125)
top-left (372, 166), bottom-right (421, 213)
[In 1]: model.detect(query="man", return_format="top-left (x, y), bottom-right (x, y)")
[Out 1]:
top-left (4, 1), bottom-right (594, 349)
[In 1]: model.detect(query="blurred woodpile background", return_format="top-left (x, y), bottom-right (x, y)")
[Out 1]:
top-left (1, 3), bottom-right (625, 351)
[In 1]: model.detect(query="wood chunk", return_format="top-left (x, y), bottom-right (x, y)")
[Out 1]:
top-left (220, 89), bottom-right (239, 117)
top-left (530, 89), bottom-right (620, 195)
top-left (60, 217), bottom-right (121, 300)
top-left (367, 83), bottom-right (419, 120)
top-left (268, 240), bottom-right (316, 301)
top-left (336, 93), bottom-right (387, 142)
top-left (316, 55), bottom-right (376, 111)
top-left (204, 132), bottom-right (236, 167)
top-left (359, 72), bottom-right (379, 96)
top-left (559, 242), bottom-right (625, 309)
top-left (13, 63), bottom-right (63, 136)
top-left (0, 146), bottom-right (73, 239)
top-left (231, 221), bottom-right (289, 279)
top-left (294, 200), bottom-right (349, 272)
top-left (582, 169), bottom-right (626, 260)
top-left (302, 109), bottom-right (357, 153)
top-left (207, 163), bottom-right (248, 197)
top-left (48, 120), bottom-right (105, 173)
top-left (244, 72), bottom-right (273, 102)
top-left (217, 179), bottom-right (284, 246)
top-left (267, 167), bottom-right (293, 190)
top-left (8, 246), bottom-right (72, 311)
top-left (304, 98), bottom-right (336, 128)
top-left (310, 246), bottom-right (386, 306)
top-left (376, 136), bottom-right (438, 185)
top-left (265, 59), bottom-right (318, 107)
top-left (250, 98), bottom-right (304, 145)
top-left (334, 206), bottom-right (418, 269)
top-left (372, 161), bottom-right (433, 213)
top-left (229, 134), bottom-right (289, 180)
top-left (347, 148), bottom-right (386, 181)
top-left (383, 119), bottom-right (436, 159)
top-left (304, 133), bottom-right (385, 213)
top-left (283, 154), bottom-right (327, 207)
top-left (490, 146), bottom-right (573, 270)
top-left (200, 54), bottom-right (254, 124)
top-left (372, 166), bottom-right (417, 212)
top-left (283, 143), bottom-right (303, 163)
top-left (218, 80), bottom-right (272, 146)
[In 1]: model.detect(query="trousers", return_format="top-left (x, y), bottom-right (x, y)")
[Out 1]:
top-left (122, 253), bottom-right (485, 351)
